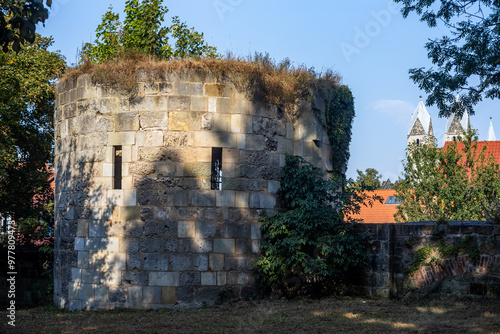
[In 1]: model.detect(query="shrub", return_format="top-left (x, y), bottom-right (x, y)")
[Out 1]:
top-left (255, 155), bottom-right (369, 297)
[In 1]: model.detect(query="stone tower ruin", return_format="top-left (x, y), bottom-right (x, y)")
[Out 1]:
top-left (53, 68), bottom-right (335, 310)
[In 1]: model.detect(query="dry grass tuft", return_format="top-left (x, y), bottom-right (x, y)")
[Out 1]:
top-left (62, 52), bottom-right (341, 123)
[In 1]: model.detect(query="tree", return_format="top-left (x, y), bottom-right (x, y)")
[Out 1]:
top-left (255, 155), bottom-right (379, 297)
top-left (0, 34), bottom-right (65, 222)
top-left (354, 168), bottom-right (383, 190)
top-left (81, 0), bottom-right (219, 63)
top-left (394, 129), bottom-right (500, 222)
top-left (0, 0), bottom-right (52, 52)
top-left (394, 0), bottom-right (500, 117)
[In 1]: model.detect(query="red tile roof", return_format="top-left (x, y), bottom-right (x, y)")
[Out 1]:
top-left (443, 141), bottom-right (500, 165)
top-left (349, 189), bottom-right (399, 224)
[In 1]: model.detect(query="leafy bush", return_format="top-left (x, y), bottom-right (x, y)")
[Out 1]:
top-left (80, 0), bottom-right (219, 63)
top-left (255, 155), bottom-right (370, 297)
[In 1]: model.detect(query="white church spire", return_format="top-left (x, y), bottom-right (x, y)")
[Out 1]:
top-left (444, 94), bottom-right (470, 142)
top-left (488, 117), bottom-right (496, 141)
top-left (408, 97), bottom-right (434, 147)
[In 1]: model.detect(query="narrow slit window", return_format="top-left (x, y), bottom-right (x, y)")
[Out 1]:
top-left (114, 146), bottom-right (122, 189)
top-left (211, 147), bottom-right (222, 190)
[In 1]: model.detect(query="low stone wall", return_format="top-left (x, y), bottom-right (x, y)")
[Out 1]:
top-left (355, 222), bottom-right (500, 298)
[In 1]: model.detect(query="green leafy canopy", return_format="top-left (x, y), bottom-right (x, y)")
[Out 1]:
top-left (395, 129), bottom-right (500, 222)
top-left (80, 0), bottom-right (220, 63)
top-left (255, 155), bottom-right (377, 297)
top-left (0, 0), bottom-right (52, 52)
top-left (0, 33), bottom-right (61, 258)
top-left (394, 0), bottom-right (500, 117)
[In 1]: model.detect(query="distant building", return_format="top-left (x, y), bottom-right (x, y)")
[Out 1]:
top-left (355, 97), bottom-right (500, 224)
top-left (349, 189), bottom-right (401, 223)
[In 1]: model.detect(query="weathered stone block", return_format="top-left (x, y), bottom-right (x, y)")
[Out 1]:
top-left (79, 283), bottom-right (95, 302)
top-left (180, 272), bottom-right (201, 286)
top-left (191, 96), bottom-right (208, 111)
top-left (78, 251), bottom-right (89, 268)
top-left (216, 190), bottom-right (235, 207)
top-left (149, 272), bottom-right (179, 286)
top-left (143, 253), bottom-right (169, 271)
top-left (260, 193), bottom-right (276, 209)
top-left (184, 162), bottom-right (211, 177)
top-left (225, 255), bottom-right (248, 271)
top-left (109, 286), bottom-right (127, 303)
top-left (239, 165), bottom-right (259, 179)
top-left (89, 221), bottom-right (106, 238)
top-left (123, 271), bottom-right (149, 286)
top-left (193, 254), bottom-right (209, 271)
top-left (217, 97), bottom-right (237, 113)
top-left (144, 131), bottom-right (164, 147)
top-left (217, 272), bottom-right (227, 286)
top-left (171, 254), bottom-right (193, 271)
top-left (204, 208), bottom-right (222, 221)
top-left (115, 112), bottom-right (139, 131)
top-left (107, 132), bottom-right (135, 145)
top-left (208, 97), bottom-right (216, 113)
top-left (194, 132), bottom-right (235, 148)
top-left (82, 269), bottom-right (100, 284)
top-left (201, 272), bottom-right (216, 286)
top-left (191, 238), bottom-right (212, 253)
top-left (249, 193), bottom-right (260, 209)
top-left (102, 270), bottom-right (121, 285)
top-left (246, 135), bottom-right (265, 151)
top-left (75, 237), bottom-right (86, 251)
top-left (189, 191), bottom-right (216, 207)
top-left (127, 252), bottom-right (141, 270)
top-left (214, 239), bottom-right (235, 253)
top-left (235, 192), bottom-right (249, 208)
top-left (196, 221), bottom-right (216, 238)
top-left (161, 287), bottom-right (177, 304)
top-left (178, 221), bottom-right (195, 238)
top-left (236, 239), bottom-right (252, 254)
top-left (139, 112), bottom-right (168, 129)
top-left (140, 238), bottom-right (164, 253)
top-left (106, 252), bottom-right (126, 270)
top-left (130, 95), bottom-right (168, 111)
top-left (251, 223), bottom-right (261, 240)
top-left (144, 221), bottom-right (158, 237)
top-left (169, 96), bottom-right (191, 111)
top-left (120, 206), bottom-right (141, 220)
top-left (127, 286), bottom-right (142, 305)
top-left (68, 299), bottom-right (82, 311)
top-left (143, 286), bottom-right (162, 304)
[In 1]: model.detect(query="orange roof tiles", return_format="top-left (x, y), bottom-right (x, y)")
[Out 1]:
top-left (443, 141), bottom-right (500, 165)
top-left (349, 189), bottom-right (399, 224)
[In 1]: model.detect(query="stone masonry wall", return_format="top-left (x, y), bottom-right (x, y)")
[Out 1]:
top-left (53, 70), bottom-right (333, 310)
top-left (356, 222), bottom-right (500, 298)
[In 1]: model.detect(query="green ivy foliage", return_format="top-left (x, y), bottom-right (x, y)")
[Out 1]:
top-left (312, 80), bottom-right (355, 177)
top-left (255, 155), bottom-right (369, 297)
top-left (325, 85), bottom-right (355, 177)
top-left (407, 236), bottom-right (479, 275)
top-left (80, 0), bottom-right (219, 63)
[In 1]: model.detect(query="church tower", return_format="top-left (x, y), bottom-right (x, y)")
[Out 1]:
top-left (444, 94), bottom-right (470, 142)
top-left (408, 98), bottom-right (434, 147)
top-left (488, 117), bottom-right (496, 141)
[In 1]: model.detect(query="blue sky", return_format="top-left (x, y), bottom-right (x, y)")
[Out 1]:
top-left (38, 0), bottom-right (499, 181)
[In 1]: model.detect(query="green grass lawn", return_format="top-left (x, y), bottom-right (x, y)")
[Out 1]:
top-left (1, 296), bottom-right (499, 333)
